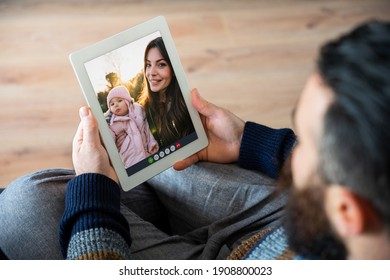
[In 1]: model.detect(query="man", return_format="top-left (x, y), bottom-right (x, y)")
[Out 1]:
top-left (282, 20), bottom-right (390, 259)
top-left (0, 20), bottom-right (389, 259)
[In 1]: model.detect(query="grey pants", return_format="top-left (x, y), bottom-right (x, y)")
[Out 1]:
top-left (0, 162), bottom-right (287, 259)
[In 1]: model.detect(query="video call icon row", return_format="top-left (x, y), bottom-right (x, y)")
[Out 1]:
top-left (148, 142), bottom-right (181, 164)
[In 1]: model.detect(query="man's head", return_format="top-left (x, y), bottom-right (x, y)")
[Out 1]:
top-left (284, 20), bottom-right (390, 259)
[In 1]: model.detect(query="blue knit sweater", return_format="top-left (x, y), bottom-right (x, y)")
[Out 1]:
top-left (60, 174), bottom-right (132, 259)
top-left (58, 121), bottom-right (296, 260)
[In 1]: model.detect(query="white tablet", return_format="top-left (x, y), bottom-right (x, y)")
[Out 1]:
top-left (70, 16), bottom-right (208, 191)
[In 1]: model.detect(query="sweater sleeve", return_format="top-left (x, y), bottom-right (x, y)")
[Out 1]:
top-left (59, 173), bottom-right (132, 260)
top-left (239, 121), bottom-right (296, 179)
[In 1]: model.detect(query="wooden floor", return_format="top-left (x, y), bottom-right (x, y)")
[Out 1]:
top-left (1, 0), bottom-right (389, 187)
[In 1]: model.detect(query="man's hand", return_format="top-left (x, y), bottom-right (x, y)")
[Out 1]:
top-left (173, 88), bottom-right (245, 170)
top-left (72, 106), bottom-right (118, 183)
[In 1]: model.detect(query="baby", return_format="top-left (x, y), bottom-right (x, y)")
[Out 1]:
top-left (107, 86), bottom-right (159, 168)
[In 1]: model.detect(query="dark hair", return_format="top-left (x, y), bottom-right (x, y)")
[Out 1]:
top-left (317, 21), bottom-right (390, 231)
top-left (137, 37), bottom-right (194, 147)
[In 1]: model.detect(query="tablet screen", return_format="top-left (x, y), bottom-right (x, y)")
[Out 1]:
top-left (84, 31), bottom-right (197, 176)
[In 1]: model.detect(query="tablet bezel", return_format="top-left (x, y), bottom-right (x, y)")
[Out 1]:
top-left (69, 16), bottom-right (208, 191)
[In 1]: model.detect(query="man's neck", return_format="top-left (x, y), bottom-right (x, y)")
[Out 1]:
top-left (347, 230), bottom-right (390, 259)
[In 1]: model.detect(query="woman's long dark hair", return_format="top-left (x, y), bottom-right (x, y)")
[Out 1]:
top-left (137, 37), bottom-right (194, 147)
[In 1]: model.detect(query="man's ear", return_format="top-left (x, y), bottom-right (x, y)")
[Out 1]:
top-left (325, 185), bottom-right (365, 237)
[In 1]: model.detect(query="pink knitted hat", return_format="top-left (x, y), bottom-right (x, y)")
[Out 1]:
top-left (107, 86), bottom-right (132, 108)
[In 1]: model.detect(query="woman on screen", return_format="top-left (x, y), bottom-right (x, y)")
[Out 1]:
top-left (137, 37), bottom-right (195, 148)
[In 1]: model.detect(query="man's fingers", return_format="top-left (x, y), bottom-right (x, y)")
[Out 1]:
top-left (173, 154), bottom-right (200, 171)
top-left (79, 107), bottom-right (101, 147)
top-left (191, 88), bottom-right (216, 118)
top-left (72, 115), bottom-right (86, 155)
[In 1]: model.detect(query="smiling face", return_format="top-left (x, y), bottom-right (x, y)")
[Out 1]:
top-left (145, 47), bottom-right (173, 93)
top-left (109, 97), bottom-right (128, 116)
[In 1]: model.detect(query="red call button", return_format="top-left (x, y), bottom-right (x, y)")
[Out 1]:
top-left (175, 142), bottom-right (181, 149)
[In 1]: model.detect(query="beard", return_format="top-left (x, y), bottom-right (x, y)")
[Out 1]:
top-left (278, 157), bottom-right (347, 259)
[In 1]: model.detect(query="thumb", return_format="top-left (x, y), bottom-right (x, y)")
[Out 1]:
top-left (191, 88), bottom-right (216, 118)
top-left (79, 106), bottom-right (100, 146)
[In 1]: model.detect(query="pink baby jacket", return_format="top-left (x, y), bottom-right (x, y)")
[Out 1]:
top-left (109, 101), bottom-right (159, 168)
